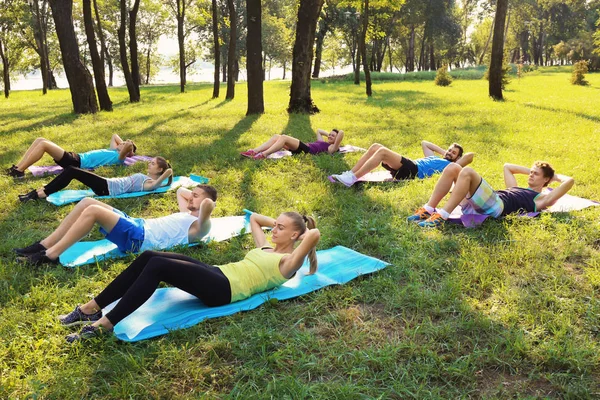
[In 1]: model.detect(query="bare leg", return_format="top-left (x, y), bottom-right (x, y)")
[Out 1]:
top-left (350, 143), bottom-right (384, 173)
top-left (261, 135), bottom-right (301, 157)
top-left (16, 139), bottom-right (66, 171)
top-left (45, 204), bottom-right (120, 259)
top-left (439, 167), bottom-right (483, 214)
top-left (353, 147), bottom-right (404, 179)
top-left (91, 316), bottom-right (114, 330)
top-left (425, 163), bottom-right (463, 208)
top-left (252, 134), bottom-right (281, 153)
top-left (40, 198), bottom-right (113, 249)
top-left (78, 300), bottom-right (114, 330)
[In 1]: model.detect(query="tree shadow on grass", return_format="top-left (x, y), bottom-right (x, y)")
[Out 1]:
top-left (523, 103), bottom-right (600, 124)
top-left (0, 112), bottom-right (79, 137)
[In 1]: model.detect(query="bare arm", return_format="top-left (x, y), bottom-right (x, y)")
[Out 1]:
top-left (421, 140), bottom-right (446, 157)
top-left (279, 228), bottom-right (321, 278)
top-left (456, 152), bottom-right (475, 167)
top-left (196, 198), bottom-right (215, 238)
top-left (249, 213), bottom-right (275, 248)
top-left (537, 173), bottom-right (575, 210)
top-left (315, 129), bottom-right (328, 142)
top-left (503, 163), bottom-right (530, 188)
top-left (143, 168), bottom-right (173, 191)
top-left (176, 187), bottom-right (192, 212)
top-left (110, 134), bottom-right (123, 149)
top-left (328, 130), bottom-right (344, 154)
top-left (117, 140), bottom-right (134, 161)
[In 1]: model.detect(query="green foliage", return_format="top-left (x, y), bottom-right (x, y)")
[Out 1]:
top-left (484, 63), bottom-right (512, 90)
top-left (1, 68), bottom-right (600, 398)
top-left (434, 64), bottom-right (452, 86)
top-left (571, 60), bottom-right (589, 85)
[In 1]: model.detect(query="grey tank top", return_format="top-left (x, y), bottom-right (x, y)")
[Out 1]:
top-left (107, 173), bottom-right (151, 195)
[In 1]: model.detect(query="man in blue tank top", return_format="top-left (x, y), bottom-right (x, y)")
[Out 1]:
top-left (14, 185), bottom-right (218, 266)
top-left (408, 161), bottom-right (575, 227)
top-left (329, 140), bottom-right (474, 187)
top-left (6, 134), bottom-right (137, 179)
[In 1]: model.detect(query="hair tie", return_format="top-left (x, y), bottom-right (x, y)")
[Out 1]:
top-left (302, 215), bottom-right (308, 223)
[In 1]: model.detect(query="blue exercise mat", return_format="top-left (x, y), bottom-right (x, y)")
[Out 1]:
top-left (103, 245), bottom-right (389, 342)
top-left (46, 175), bottom-right (209, 206)
top-left (59, 214), bottom-right (252, 267)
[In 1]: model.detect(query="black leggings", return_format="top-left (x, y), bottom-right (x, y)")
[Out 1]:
top-left (94, 251), bottom-right (232, 325)
top-left (43, 166), bottom-right (109, 196)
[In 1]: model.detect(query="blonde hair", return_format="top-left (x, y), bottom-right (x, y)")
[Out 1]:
top-left (283, 212), bottom-right (318, 274)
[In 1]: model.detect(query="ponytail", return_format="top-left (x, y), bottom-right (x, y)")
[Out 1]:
top-left (284, 212), bottom-right (318, 274)
top-left (155, 156), bottom-right (173, 187)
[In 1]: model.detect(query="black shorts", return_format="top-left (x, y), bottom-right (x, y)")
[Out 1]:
top-left (290, 141), bottom-right (311, 155)
top-left (55, 151), bottom-right (81, 169)
top-left (382, 156), bottom-right (418, 180)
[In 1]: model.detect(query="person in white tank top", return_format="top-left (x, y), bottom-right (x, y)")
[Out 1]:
top-left (14, 184), bottom-right (218, 266)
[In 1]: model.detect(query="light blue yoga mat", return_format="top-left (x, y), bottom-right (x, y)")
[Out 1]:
top-left (46, 175), bottom-right (209, 206)
top-left (103, 245), bottom-right (389, 342)
top-left (59, 214), bottom-right (251, 267)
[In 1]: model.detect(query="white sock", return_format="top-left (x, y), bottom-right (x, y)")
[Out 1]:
top-left (423, 204), bottom-right (435, 214)
top-left (438, 209), bottom-right (450, 220)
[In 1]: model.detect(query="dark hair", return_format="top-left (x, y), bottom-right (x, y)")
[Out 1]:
top-left (131, 142), bottom-right (137, 154)
top-left (451, 143), bottom-right (464, 159)
top-left (196, 184), bottom-right (218, 201)
top-left (282, 211), bottom-right (318, 274)
top-left (155, 156), bottom-right (172, 186)
top-left (534, 161), bottom-right (555, 186)
top-left (332, 129), bottom-right (339, 133)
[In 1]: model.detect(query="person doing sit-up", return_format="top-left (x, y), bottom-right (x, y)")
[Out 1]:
top-left (15, 184), bottom-right (217, 266)
top-left (241, 128), bottom-right (344, 159)
top-left (408, 161), bottom-right (575, 228)
top-left (6, 134), bottom-right (137, 179)
top-left (57, 211), bottom-right (320, 342)
top-left (330, 140), bottom-right (474, 187)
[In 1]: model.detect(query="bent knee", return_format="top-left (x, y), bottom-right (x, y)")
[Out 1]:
top-left (444, 163), bottom-right (462, 174)
top-left (369, 143), bottom-right (384, 150)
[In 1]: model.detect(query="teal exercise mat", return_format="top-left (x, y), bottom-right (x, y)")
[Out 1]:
top-left (103, 245), bottom-right (389, 342)
top-left (59, 213), bottom-right (252, 267)
top-left (46, 175), bottom-right (209, 206)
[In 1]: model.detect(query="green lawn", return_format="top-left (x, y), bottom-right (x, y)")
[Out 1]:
top-left (1, 68), bottom-right (599, 398)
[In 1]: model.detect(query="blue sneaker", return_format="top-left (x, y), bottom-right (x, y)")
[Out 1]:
top-left (417, 212), bottom-right (446, 228)
top-left (58, 306), bottom-right (102, 327)
top-left (407, 207), bottom-right (431, 222)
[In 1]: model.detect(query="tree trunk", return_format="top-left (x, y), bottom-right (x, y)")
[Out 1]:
top-left (489, 0), bottom-right (508, 100)
top-left (222, 58), bottom-right (226, 82)
top-left (49, 0), bottom-right (98, 113)
top-left (418, 31), bottom-right (426, 70)
top-left (429, 42), bottom-right (435, 71)
top-left (502, 8), bottom-right (510, 48)
top-left (30, 0), bottom-right (49, 94)
top-left (407, 25), bottom-right (415, 72)
top-left (211, 0), bottom-right (220, 98)
top-left (287, 0), bottom-right (324, 113)
top-left (129, 0), bottom-right (141, 98)
top-left (519, 30), bottom-right (529, 63)
top-left (225, 0), bottom-right (236, 99)
top-left (83, 0), bottom-right (112, 111)
top-left (177, 0), bottom-right (186, 93)
top-left (118, 0), bottom-right (138, 102)
top-left (479, 18), bottom-right (494, 65)
top-left (359, 0), bottom-right (371, 97)
top-left (92, 0), bottom-right (107, 82)
top-left (246, 0), bottom-right (263, 115)
top-left (0, 38), bottom-right (9, 98)
top-left (312, 18), bottom-right (328, 78)
top-left (387, 36), bottom-right (392, 72)
top-left (282, 60), bottom-right (286, 80)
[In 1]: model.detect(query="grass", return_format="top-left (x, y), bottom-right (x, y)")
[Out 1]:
top-left (1, 67), bottom-right (599, 398)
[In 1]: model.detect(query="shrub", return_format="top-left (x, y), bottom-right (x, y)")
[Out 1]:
top-left (484, 64), bottom-right (511, 89)
top-left (571, 60), bottom-right (589, 85)
top-left (434, 64), bottom-right (453, 86)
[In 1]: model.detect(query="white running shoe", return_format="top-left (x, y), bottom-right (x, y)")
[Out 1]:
top-left (332, 171), bottom-right (357, 187)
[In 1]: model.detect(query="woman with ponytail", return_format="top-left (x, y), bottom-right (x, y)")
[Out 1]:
top-left (58, 211), bottom-right (320, 342)
top-left (18, 157), bottom-right (173, 202)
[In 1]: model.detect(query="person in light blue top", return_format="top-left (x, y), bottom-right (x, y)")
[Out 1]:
top-left (330, 140), bottom-right (474, 187)
top-left (6, 134), bottom-right (137, 179)
top-left (18, 157), bottom-right (173, 202)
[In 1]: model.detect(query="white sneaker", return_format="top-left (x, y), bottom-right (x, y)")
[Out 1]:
top-left (332, 171), bottom-right (357, 187)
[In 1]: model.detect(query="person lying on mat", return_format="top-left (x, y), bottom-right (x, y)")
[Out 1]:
top-left (241, 128), bottom-right (344, 160)
top-left (14, 184), bottom-right (217, 266)
top-left (329, 140), bottom-right (474, 187)
top-left (18, 156), bottom-right (173, 202)
top-left (408, 161), bottom-right (575, 228)
top-left (57, 211), bottom-right (321, 342)
top-left (6, 134), bottom-right (137, 179)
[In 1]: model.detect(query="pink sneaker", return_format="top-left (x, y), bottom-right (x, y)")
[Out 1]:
top-left (241, 149), bottom-right (256, 158)
top-left (253, 152), bottom-right (266, 160)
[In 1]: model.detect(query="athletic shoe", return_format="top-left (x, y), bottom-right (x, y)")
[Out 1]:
top-left (253, 153), bottom-right (266, 160)
top-left (14, 241), bottom-right (45, 256)
top-left (65, 325), bottom-right (110, 343)
top-left (7, 165), bottom-right (24, 179)
top-left (20, 250), bottom-right (59, 267)
top-left (417, 212), bottom-right (446, 228)
top-left (58, 305), bottom-right (102, 327)
top-left (331, 171), bottom-right (357, 187)
top-left (406, 207), bottom-right (432, 222)
top-left (241, 149), bottom-right (256, 158)
top-left (19, 190), bottom-right (39, 202)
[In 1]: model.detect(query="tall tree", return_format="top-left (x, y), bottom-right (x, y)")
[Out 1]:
top-left (83, 0), bottom-right (112, 110)
top-left (288, 0), bottom-right (324, 114)
top-left (359, 0), bottom-right (371, 96)
top-left (0, 36), bottom-right (9, 98)
top-left (129, 0), bottom-right (141, 97)
top-left (246, 0), bottom-right (263, 114)
top-left (225, 0), bottom-right (236, 99)
top-left (49, 0), bottom-right (98, 113)
top-left (489, 0), bottom-right (508, 100)
top-left (211, 0), bottom-right (219, 97)
top-left (27, 0), bottom-right (51, 94)
top-left (92, 0), bottom-right (109, 84)
top-left (137, 0), bottom-right (169, 84)
top-left (118, 0), bottom-right (138, 101)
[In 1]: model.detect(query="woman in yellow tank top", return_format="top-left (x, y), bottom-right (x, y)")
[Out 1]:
top-left (58, 211), bottom-right (321, 342)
